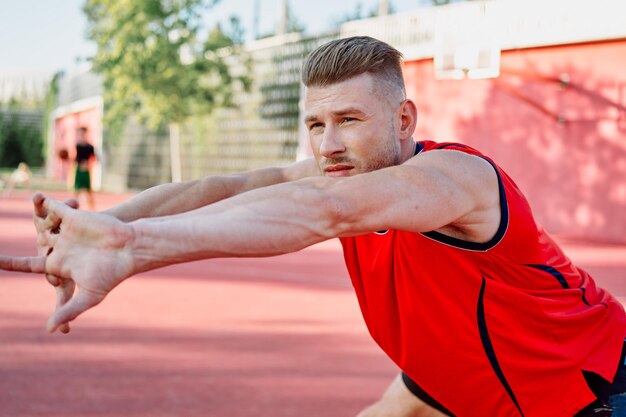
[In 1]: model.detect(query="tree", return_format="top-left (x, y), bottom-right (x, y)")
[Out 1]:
top-left (0, 107), bottom-right (44, 168)
top-left (83, 0), bottom-right (244, 181)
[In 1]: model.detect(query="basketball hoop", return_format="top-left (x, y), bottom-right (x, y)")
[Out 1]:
top-left (434, 42), bottom-right (501, 80)
top-left (433, 2), bottom-right (501, 80)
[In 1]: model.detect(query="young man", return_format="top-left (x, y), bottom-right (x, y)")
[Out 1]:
top-left (73, 126), bottom-right (96, 211)
top-left (2, 36), bottom-right (625, 416)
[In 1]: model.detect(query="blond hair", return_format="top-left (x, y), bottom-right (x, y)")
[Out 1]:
top-left (301, 36), bottom-right (405, 98)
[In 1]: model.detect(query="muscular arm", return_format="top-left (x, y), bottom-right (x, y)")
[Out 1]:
top-left (29, 157), bottom-right (317, 333)
top-left (130, 149), bottom-right (500, 271)
top-left (6, 150), bottom-right (499, 331)
top-left (102, 157), bottom-right (319, 221)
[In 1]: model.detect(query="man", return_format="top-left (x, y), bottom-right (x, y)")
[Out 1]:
top-left (2, 36), bottom-right (625, 416)
top-left (74, 126), bottom-right (96, 211)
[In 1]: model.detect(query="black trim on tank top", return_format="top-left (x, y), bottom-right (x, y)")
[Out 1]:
top-left (580, 287), bottom-right (594, 307)
top-left (524, 264), bottom-right (607, 308)
top-left (435, 143), bottom-right (471, 150)
top-left (524, 264), bottom-right (569, 288)
top-left (401, 372), bottom-right (455, 416)
top-left (420, 155), bottom-right (509, 251)
top-left (477, 276), bottom-right (525, 416)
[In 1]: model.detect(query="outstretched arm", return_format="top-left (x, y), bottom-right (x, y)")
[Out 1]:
top-left (129, 149), bottom-right (500, 267)
top-left (32, 158), bottom-right (318, 269)
top-left (5, 149), bottom-right (499, 332)
top-left (102, 158), bottom-right (319, 221)
top-left (31, 158), bottom-right (318, 332)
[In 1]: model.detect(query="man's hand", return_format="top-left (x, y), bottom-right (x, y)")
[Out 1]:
top-left (33, 192), bottom-right (79, 333)
top-left (2, 196), bottom-right (137, 333)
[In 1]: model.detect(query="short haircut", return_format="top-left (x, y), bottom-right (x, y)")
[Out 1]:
top-left (301, 36), bottom-right (406, 99)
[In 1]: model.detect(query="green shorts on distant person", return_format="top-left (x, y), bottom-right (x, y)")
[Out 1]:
top-left (74, 166), bottom-right (91, 191)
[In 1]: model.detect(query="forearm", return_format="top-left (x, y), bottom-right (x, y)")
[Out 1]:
top-left (101, 174), bottom-right (246, 222)
top-left (129, 177), bottom-right (342, 273)
top-left (102, 160), bottom-right (317, 222)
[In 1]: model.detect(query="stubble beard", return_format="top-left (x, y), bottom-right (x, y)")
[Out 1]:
top-left (317, 77), bottom-right (406, 176)
top-left (363, 132), bottom-right (401, 173)
top-left (320, 130), bottom-right (401, 176)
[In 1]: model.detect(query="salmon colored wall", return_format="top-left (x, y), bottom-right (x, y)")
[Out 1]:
top-left (404, 40), bottom-right (626, 243)
top-left (53, 108), bottom-right (100, 184)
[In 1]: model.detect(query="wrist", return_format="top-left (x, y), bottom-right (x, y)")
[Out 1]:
top-left (129, 218), bottom-right (159, 273)
top-left (129, 218), bottom-right (184, 273)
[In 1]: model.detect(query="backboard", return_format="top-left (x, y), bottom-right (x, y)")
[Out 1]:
top-left (434, 41), bottom-right (501, 80)
top-left (433, 1), bottom-right (501, 80)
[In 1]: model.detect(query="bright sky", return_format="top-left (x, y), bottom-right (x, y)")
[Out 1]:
top-left (0, 0), bottom-right (432, 74)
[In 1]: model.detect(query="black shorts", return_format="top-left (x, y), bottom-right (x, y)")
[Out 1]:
top-left (579, 340), bottom-right (626, 416)
top-left (401, 341), bottom-right (626, 417)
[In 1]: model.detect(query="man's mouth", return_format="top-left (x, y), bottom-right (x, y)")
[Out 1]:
top-left (324, 164), bottom-right (354, 177)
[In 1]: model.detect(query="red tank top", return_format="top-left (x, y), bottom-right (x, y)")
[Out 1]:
top-left (339, 140), bottom-right (626, 416)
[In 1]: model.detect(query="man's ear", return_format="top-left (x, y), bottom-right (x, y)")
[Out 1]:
top-left (398, 99), bottom-right (418, 140)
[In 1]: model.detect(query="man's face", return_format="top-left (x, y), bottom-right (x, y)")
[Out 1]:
top-left (304, 73), bottom-right (402, 177)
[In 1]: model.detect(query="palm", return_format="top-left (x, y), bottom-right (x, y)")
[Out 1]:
top-left (45, 206), bottom-right (136, 331)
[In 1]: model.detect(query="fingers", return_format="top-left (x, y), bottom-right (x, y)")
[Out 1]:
top-left (32, 192), bottom-right (47, 218)
top-left (47, 289), bottom-right (102, 333)
top-left (46, 273), bottom-right (61, 286)
top-left (64, 198), bottom-right (79, 210)
top-left (0, 255), bottom-right (46, 273)
top-left (35, 196), bottom-right (76, 233)
top-left (34, 197), bottom-right (69, 281)
top-left (55, 279), bottom-right (76, 334)
top-left (43, 197), bottom-right (74, 220)
top-left (41, 198), bottom-right (75, 235)
top-left (34, 195), bottom-right (78, 234)
top-left (42, 210), bottom-right (62, 235)
top-left (31, 194), bottom-right (81, 334)
top-left (58, 322), bottom-right (71, 334)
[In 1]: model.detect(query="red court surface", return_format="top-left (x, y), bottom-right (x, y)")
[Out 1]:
top-left (1, 190), bottom-right (625, 417)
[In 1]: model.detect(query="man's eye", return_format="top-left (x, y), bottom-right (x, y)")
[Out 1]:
top-left (341, 117), bottom-right (356, 124)
top-left (309, 123), bottom-right (323, 131)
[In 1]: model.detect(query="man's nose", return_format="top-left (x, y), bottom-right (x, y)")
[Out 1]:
top-left (319, 127), bottom-right (346, 158)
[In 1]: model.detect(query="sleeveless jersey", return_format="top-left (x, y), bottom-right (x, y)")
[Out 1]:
top-left (339, 140), bottom-right (626, 417)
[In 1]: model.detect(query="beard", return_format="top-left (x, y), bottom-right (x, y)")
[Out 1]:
top-left (362, 133), bottom-right (401, 172)
top-left (319, 127), bottom-right (401, 176)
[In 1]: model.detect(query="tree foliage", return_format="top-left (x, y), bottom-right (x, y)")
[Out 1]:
top-left (83, 0), bottom-right (243, 133)
top-left (0, 103), bottom-right (44, 168)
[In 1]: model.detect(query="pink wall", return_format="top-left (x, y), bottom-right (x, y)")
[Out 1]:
top-left (404, 40), bottom-right (626, 243)
top-left (53, 108), bottom-right (100, 183)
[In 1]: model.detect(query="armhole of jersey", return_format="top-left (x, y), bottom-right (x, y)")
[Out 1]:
top-left (420, 154), bottom-right (509, 252)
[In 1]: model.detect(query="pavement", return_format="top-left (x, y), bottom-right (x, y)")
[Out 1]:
top-left (0, 190), bottom-right (624, 417)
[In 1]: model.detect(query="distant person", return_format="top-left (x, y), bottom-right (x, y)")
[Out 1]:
top-left (2, 162), bottom-right (32, 197)
top-left (74, 127), bottom-right (96, 211)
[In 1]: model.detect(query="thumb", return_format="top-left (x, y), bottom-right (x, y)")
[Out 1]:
top-left (47, 289), bottom-right (102, 333)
